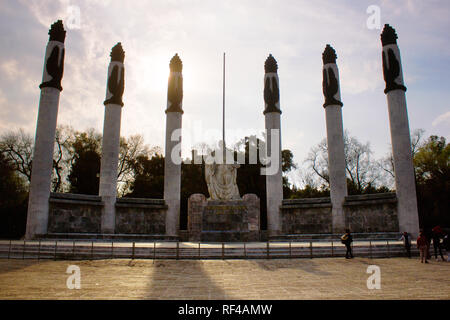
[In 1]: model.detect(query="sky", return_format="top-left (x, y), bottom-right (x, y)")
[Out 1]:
top-left (0, 0), bottom-right (449, 187)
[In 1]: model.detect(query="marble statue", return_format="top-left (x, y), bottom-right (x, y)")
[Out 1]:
top-left (205, 162), bottom-right (241, 200)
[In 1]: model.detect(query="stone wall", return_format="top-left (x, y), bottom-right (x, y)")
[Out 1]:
top-left (343, 193), bottom-right (398, 232)
top-left (48, 192), bottom-right (398, 237)
top-left (48, 193), bottom-right (167, 235)
top-left (48, 193), bottom-right (103, 233)
top-left (281, 198), bottom-right (333, 234)
top-left (281, 193), bottom-right (399, 234)
top-left (115, 198), bottom-right (166, 234)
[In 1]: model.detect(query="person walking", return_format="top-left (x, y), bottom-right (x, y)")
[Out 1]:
top-left (432, 226), bottom-right (445, 261)
top-left (400, 231), bottom-right (411, 258)
top-left (417, 230), bottom-right (428, 263)
top-left (424, 228), bottom-right (432, 260)
top-left (341, 229), bottom-right (353, 259)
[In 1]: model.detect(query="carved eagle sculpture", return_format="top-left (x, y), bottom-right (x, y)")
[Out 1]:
top-left (104, 65), bottom-right (124, 106)
top-left (382, 48), bottom-right (406, 93)
top-left (40, 45), bottom-right (65, 91)
top-left (322, 67), bottom-right (342, 107)
top-left (167, 76), bottom-right (183, 112)
top-left (264, 77), bottom-right (280, 113)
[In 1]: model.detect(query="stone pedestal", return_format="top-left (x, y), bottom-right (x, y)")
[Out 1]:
top-left (188, 194), bottom-right (260, 242)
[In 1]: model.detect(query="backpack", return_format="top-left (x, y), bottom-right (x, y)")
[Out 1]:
top-left (341, 234), bottom-right (348, 244)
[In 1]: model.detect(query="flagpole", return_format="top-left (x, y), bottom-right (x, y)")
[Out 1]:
top-left (222, 52), bottom-right (226, 161)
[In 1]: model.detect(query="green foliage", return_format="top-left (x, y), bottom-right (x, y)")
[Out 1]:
top-left (127, 154), bottom-right (165, 198)
top-left (67, 130), bottom-right (101, 195)
top-left (289, 184), bottom-right (330, 199)
top-left (0, 153), bottom-right (28, 239)
top-left (414, 136), bottom-right (450, 228)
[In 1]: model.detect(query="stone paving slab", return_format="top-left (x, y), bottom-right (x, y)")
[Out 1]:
top-left (0, 257), bottom-right (448, 300)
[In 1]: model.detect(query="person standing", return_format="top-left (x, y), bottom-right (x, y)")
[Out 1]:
top-left (443, 233), bottom-right (450, 262)
top-left (341, 229), bottom-right (353, 259)
top-left (417, 230), bottom-right (428, 263)
top-left (424, 228), bottom-right (432, 260)
top-left (400, 231), bottom-right (411, 258)
top-left (432, 226), bottom-right (445, 261)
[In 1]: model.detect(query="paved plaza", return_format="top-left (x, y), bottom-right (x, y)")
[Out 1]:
top-left (0, 257), bottom-right (449, 299)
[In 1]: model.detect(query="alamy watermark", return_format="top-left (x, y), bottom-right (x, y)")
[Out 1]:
top-left (366, 265), bottom-right (381, 290)
top-left (66, 4), bottom-right (81, 30)
top-left (169, 128), bottom-right (281, 176)
top-left (366, 5), bottom-right (381, 30)
top-left (66, 265), bottom-right (81, 289)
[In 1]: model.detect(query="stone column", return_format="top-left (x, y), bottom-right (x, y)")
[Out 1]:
top-left (263, 54), bottom-right (283, 237)
top-left (322, 44), bottom-right (347, 233)
top-left (25, 21), bottom-right (66, 239)
top-left (99, 43), bottom-right (125, 234)
top-left (381, 24), bottom-right (420, 237)
top-left (164, 54), bottom-right (183, 236)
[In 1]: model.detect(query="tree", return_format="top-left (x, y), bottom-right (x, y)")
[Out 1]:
top-left (0, 129), bottom-right (33, 183)
top-left (414, 135), bottom-right (450, 228)
top-left (305, 131), bottom-right (389, 194)
top-left (380, 128), bottom-right (425, 187)
top-left (281, 149), bottom-right (297, 198)
top-left (344, 134), bottom-right (379, 194)
top-left (0, 153), bottom-right (28, 239)
top-left (126, 153), bottom-right (165, 198)
top-left (290, 184), bottom-right (330, 199)
top-left (52, 125), bottom-right (74, 192)
top-left (117, 135), bottom-right (159, 196)
top-left (305, 138), bottom-right (330, 185)
top-left (67, 129), bottom-right (102, 195)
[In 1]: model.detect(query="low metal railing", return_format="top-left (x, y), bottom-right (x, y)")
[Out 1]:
top-left (0, 239), bottom-right (420, 261)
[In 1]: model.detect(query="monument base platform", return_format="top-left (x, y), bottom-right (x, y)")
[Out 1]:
top-left (187, 194), bottom-right (260, 242)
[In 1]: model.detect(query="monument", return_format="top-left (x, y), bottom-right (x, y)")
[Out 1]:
top-left (187, 54), bottom-right (261, 242)
top-left (25, 20), bottom-right (419, 242)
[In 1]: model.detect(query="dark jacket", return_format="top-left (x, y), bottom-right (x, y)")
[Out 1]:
top-left (342, 233), bottom-right (353, 245)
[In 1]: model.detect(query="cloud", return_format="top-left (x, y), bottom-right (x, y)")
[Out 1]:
top-left (432, 111), bottom-right (450, 127)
